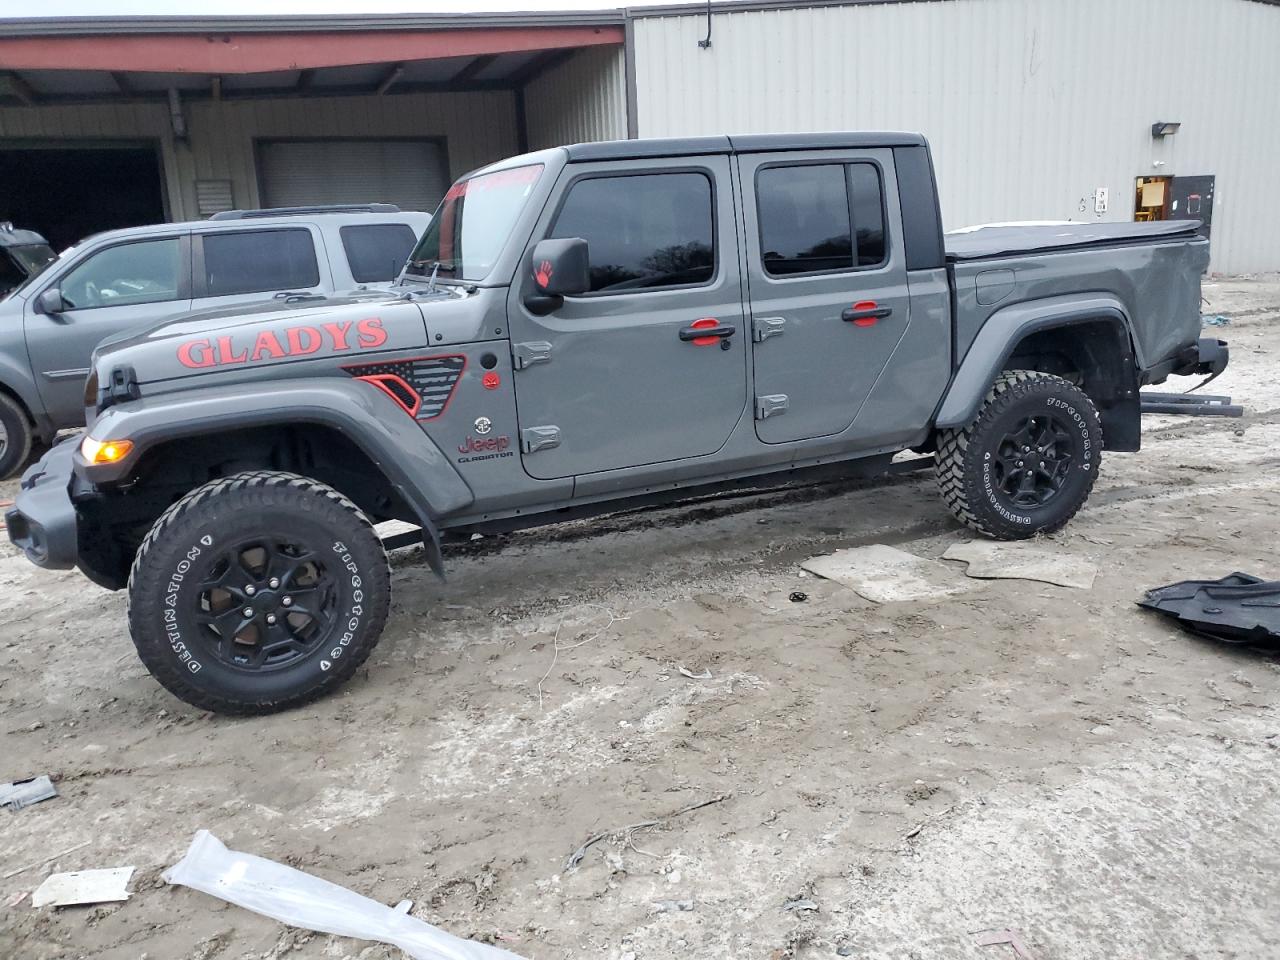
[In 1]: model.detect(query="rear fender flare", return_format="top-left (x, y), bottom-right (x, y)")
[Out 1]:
top-left (935, 294), bottom-right (1138, 430)
top-left (81, 378), bottom-right (475, 575)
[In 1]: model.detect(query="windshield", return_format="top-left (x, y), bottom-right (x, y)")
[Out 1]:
top-left (405, 163), bottom-right (544, 282)
top-left (10, 243), bottom-right (56, 275)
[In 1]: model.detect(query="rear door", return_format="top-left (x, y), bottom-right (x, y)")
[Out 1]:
top-left (190, 226), bottom-right (329, 312)
top-left (741, 149), bottom-right (911, 444)
top-left (507, 155), bottom-right (748, 480)
top-left (23, 233), bottom-right (191, 425)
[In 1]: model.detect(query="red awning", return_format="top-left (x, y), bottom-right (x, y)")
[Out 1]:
top-left (0, 25), bottom-right (623, 75)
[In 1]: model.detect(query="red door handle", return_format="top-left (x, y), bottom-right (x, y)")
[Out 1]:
top-left (842, 301), bottom-right (893, 326)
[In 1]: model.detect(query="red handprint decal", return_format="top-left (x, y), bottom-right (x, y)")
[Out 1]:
top-left (534, 259), bottom-right (554, 288)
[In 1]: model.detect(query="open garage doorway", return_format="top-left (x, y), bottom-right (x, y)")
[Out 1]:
top-left (0, 143), bottom-right (167, 252)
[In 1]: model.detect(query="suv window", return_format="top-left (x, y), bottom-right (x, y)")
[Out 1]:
top-left (340, 223), bottom-right (418, 283)
top-left (757, 162), bottom-right (886, 276)
top-left (550, 172), bottom-right (714, 293)
top-left (59, 237), bottom-right (182, 310)
top-left (202, 229), bottom-right (319, 297)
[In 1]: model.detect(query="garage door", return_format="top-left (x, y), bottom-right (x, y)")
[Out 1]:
top-left (258, 140), bottom-right (448, 215)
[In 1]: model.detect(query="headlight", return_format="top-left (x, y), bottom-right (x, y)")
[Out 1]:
top-left (80, 436), bottom-right (134, 464)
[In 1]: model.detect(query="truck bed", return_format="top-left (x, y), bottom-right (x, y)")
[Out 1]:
top-left (945, 220), bottom-right (1201, 261)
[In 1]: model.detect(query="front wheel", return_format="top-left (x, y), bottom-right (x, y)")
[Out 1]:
top-left (127, 471), bottom-right (390, 715)
top-left (935, 370), bottom-right (1102, 539)
top-left (0, 392), bottom-right (34, 480)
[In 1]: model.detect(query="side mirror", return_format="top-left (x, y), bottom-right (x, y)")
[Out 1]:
top-left (36, 287), bottom-right (66, 315)
top-left (525, 238), bottom-right (589, 315)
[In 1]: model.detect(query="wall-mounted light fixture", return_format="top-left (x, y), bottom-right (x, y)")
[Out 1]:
top-left (1151, 121), bottom-right (1181, 138)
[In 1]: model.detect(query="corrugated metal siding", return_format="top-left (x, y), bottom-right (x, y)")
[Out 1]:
top-left (633, 0), bottom-right (1280, 274)
top-left (0, 90), bottom-right (518, 223)
top-left (525, 46), bottom-right (627, 150)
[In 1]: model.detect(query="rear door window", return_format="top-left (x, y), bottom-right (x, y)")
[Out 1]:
top-left (340, 223), bottom-right (418, 283)
top-left (757, 162), bottom-right (886, 276)
top-left (549, 172), bottom-right (715, 293)
top-left (201, 228), bottom-right (319, 296)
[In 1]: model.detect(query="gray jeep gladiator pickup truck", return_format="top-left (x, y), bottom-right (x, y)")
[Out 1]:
top-left (6, 132), bottom-right (1227, 715)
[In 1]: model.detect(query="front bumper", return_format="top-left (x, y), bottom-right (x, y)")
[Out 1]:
top-left (4, 439), bottom-right (80, 570)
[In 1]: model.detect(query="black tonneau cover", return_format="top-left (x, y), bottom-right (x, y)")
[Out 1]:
top-left (945, 220), bottom-right (1201, 262)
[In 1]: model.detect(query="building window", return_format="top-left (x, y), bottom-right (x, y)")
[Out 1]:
top-left (201, 229), bottom-right (319, 297)
top-left (757, 162), bottom-right (886, 276)
top-left (340, 223), bottom-right (418, 283)
top-left (550, 172), bottom-right (715, 293)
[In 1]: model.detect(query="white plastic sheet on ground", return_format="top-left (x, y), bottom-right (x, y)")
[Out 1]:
top-left (163, 830), bottom-right (526, 960)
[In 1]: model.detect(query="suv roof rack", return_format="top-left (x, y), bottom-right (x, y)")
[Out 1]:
top-left (210, 203), bottom-right (402, 221)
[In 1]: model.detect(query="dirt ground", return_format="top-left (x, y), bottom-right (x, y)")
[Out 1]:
top-left (3, 276), bottom-right (1280, 960)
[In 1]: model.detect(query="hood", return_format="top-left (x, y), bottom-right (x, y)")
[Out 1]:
top-left (92, 290), bottom-right (434, 389)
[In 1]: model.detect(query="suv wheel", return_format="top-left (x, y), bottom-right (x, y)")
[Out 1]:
top-left (127, 471), bottom-right (390, 715)
top-left (0, 393), bottom-right (34, 480)
top-left (935, 370), bottom-right (1102, 539)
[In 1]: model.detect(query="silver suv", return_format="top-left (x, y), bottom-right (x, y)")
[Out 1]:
top-left (0, 204), bottom-right (431, 477)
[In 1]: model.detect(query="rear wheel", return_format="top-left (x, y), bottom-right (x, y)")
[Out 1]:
top-left (0, 393), bottom-right (34, 480)
top-left (935, 370), bottom-right (1102, 539)
top-left (126, 471), bottom-right (390, 715)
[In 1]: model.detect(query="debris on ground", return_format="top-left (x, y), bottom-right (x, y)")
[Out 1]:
top-left (975, 928), bottom-right (1039, 959)
top-left (563, 794), bottom-right (730, 871)
top-left (942, 540), bottom-right (1098, 589)
top-left (1202, 313), bottom-right (1231, 326)
top-left (0, 774), bottom-right (57, 811)
top-left (164, 830), bottom-right (523, 960)
top-left (677, 664), bottom-right (712, 680)
top-left (782, 898), bottom-right (819, 913)
top-left (1138, 572), bottom-right (1280, 645)
top-left (789, 591), bottom-right (808, 602)
top-left (3, 840), bottom-right (91, 880)
top-left (652, 899), bottom-right (695, 913)
top-left (31, 866), bottom-right (134, 908)
top-left (800, 545), bottom-right (977, 603)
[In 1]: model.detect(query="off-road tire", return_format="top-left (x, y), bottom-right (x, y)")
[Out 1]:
top-left (936, 370), bottom-right (1102, 539)
top-left (127, 471), bottom-right (390, 715)
top-left (0, 392), bottom-right (34, 480)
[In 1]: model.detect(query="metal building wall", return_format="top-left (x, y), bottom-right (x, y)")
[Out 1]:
top-left (0, 90), bottom-right (518, 223)
top-left (632, 0), bottom-right (1280, 274)
top-left (524, 45), bottom-right (627, 150)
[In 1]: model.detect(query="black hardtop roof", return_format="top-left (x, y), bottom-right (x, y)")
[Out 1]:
top-left (563, 131), bottom-right (928, 162)
top-left (0, 223), bottom-right (50, 247)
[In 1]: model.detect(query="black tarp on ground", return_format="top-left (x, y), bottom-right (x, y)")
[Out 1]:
top-left (1138, 573), bottom-right (1280, 646)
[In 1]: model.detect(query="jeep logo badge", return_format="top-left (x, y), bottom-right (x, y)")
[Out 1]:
top-left (474, 416), bottom-right (492, 435)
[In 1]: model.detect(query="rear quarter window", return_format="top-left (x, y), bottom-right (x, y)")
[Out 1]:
top-left (340, 223), bottom-right (419, 283)
top-left (202, 228), bottom-right (319, 297)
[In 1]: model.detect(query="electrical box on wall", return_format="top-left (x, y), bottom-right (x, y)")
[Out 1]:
top-left (1095, 188), bottom-right (1109, 214)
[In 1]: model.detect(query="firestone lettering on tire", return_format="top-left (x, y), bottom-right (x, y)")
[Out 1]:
top-left (331, 541), bottom-right (363, 660)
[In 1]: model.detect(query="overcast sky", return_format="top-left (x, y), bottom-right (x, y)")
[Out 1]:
top-left (9, 0), bottom-right (695, 15)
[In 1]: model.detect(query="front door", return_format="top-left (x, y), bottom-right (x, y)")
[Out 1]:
top-left (1168, 175), bottom-right (1215, 241)
top-left (24, 233), bottom-right (191, 425)
top-left (507, 156), bottom-right (747, 481)
top-left (740, 150), bottom-right (911, 444)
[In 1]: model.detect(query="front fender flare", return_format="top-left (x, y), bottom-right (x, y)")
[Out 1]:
top-left (935, 294), bottom-right (1136, 430)
top-left (80, 378), bottom-right (475, 575)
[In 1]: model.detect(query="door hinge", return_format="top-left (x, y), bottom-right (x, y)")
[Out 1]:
top-left (521, 425), bottom-right (561, 454)
top-left (512, 341), bottom-right (553, 370)
top-left (752, 316), bottom-right (786, 343)
top-left (755, 395), bottom-right (788, 420)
